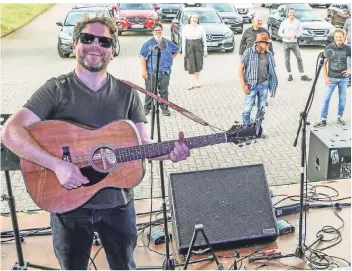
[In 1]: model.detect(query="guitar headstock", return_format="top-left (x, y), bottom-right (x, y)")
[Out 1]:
top-left (226, 108), bottom-right (265, 146)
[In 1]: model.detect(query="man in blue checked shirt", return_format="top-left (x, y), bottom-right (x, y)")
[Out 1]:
top-left (140, 22), bottom-right (179, 116)
top-left (239, 33), bottom-right (278, 125)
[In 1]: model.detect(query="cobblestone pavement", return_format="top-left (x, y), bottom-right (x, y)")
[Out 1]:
top-left (1, 4), bottom-right (350, 213)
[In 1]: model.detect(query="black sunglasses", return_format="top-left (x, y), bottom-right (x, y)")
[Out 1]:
top-left (78, 33), bottom-right (114, 48)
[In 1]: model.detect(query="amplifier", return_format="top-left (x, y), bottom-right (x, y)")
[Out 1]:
top-left (307, 127), bottom-right (351, 181)
top-left (169, 164), bottom-right (278, 254)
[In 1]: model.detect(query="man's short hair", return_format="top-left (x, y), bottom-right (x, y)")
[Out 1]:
top-left (288, 8), bottom-right (296, 12)
top-left (73, 16), bottom-right (117, 47)
top-left (152, 22), bottom-right (163, 31)
top-left (334, 28), bottom-right (346, 38)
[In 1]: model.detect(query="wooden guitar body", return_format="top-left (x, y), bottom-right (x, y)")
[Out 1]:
top-left (20, 120), bottom-right (145, 214)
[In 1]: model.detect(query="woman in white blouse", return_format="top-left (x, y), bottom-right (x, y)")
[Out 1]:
top-left (182, 13), bottom-right (208, 90)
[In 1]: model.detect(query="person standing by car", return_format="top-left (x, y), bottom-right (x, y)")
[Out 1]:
top-left (139, 22), bottom-right (179, 116)
top-left (278, 8), bottom-right (312, 82)
top-left (239, 33), bottom-right (278, 125)
top-left (343, 11), bottom-right (351, 86)
top-left (182, 13), bottom-right (208, 90)
top-left (239, 15), bottom-right (274, 58)
top-left (314, 29), bottom-right (351, 127)
top-left (239, 15), bottom-right (274, 107)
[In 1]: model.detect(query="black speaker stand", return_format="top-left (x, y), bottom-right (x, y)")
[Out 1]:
top-left (2, 171), bottom-right (57, 270)
top-left (183, 224), bottom-right (223, 270)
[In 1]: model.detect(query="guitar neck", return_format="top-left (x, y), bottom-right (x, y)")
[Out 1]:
top-left (115, 132), bottom-right (227, 163)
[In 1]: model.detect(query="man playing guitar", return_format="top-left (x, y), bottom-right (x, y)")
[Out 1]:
top-left (1, 17), bottom-right (190, 270)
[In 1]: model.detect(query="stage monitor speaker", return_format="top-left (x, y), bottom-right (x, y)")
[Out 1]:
top-left (307, 127), bottom-right (351, 182)
top-left (169, 164), bottom-right (278, 254)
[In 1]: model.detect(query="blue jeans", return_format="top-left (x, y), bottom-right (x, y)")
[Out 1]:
top-left (50, 201), bottom-right (137, 270)
top-left (242, 81), bottom-right (269, 124)
top-left (320, 77), bottom-right (349, 120)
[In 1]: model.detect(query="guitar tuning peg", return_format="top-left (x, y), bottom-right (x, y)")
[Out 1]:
top-left (246, 141), bottom-right (251, 145)
top-left (238, 144), bottom-right (244, 147)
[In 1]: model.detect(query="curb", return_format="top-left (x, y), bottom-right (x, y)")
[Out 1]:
top-left (1, 4), bottom-right (55, 38)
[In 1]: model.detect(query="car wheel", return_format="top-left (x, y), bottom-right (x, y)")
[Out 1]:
top-left (261, 4), bottom-right (265, 7)
top-left (57, 41), bottom-right (70, 58)
top-left (268, 25), bottom-right (276, 41)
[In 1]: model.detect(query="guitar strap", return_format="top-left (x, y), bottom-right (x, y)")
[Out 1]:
top-left (120, 79), bottom-right (209, 126)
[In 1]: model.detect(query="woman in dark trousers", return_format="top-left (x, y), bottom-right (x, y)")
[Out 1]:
top-left (182, 13), bottom-right (208, 90)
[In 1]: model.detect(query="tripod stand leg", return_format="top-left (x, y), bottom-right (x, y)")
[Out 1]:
top-left (183, 226), bottom-right (201, 270)
top-left (5, 171), bottom-right (25, 267)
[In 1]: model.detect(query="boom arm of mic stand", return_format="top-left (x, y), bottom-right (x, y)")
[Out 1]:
top-left (293, 58), bottom-right (325, 147)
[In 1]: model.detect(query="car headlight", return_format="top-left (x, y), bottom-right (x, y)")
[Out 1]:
top-left (328, 27), bottom-right (336, 34)
top-left (117, 16), bottom-right (125, 21)
top-left (224, 31), bottom-right (234, 39)
top-left (149, 15), bottom-right (157, 20)
top-left (302, 29), bottom-right (310, 35)
top-left (59, 32), bottom-right (71, 40)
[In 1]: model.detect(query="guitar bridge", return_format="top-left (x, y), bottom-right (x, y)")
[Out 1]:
top-left (62, 146), bottom-right (72, 163)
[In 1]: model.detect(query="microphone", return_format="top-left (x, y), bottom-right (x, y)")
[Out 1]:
top-left (151, 38), bottom-right (168, 50)
top-left (320, 48), bottom-right (335, 59)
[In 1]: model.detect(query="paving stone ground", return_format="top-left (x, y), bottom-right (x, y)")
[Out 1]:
top-left (1, 4), bottom-right (350, 213)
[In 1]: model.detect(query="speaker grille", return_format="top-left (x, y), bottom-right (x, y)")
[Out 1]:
top-left (169, 164), bottom-right (278, 253)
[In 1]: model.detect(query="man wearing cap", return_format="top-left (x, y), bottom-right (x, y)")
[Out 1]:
top-left (239, 33), bottom-right (278, 125)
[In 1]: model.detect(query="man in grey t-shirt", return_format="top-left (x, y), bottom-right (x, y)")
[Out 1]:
top-left (278, 8), bottom-right (312, 82)
top-left (1, 17), bottom-right (190, 270)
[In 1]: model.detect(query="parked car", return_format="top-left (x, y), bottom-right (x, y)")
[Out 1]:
top-left (206, 3), bottom-right (243, 34)
top-left (268, 3), bottom-right (335, 46)
top-left (326, 4), bottom-right (351, 28)
top-left (261, 4), bottom-right (274, 8)
top-left (156, 3), bottom-right (183, 21)
top-left (171, 7), bottom-right (235, 53)
top-left (115, 3), bottom-right (159, 35)
top-left (56, 5), bottom-right (120, 58)
top-left (233, 3), bottom-right (255, 23)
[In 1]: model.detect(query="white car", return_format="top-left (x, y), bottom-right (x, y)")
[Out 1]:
top-left (233, 3), bottom-right (255, 23)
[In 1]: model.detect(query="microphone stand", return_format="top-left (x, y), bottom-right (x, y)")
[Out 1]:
top-left (248, 56), bottom-right (326, 264)
top-left (149, 47), bottom-right (175, 270)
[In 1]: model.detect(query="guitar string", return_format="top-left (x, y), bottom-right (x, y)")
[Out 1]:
top-left (68, 125), bottom-right (256, 165)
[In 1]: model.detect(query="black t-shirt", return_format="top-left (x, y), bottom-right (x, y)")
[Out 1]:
top-left (325, 43), bottom-right (351, 78)
top-left (24, 71), bottom-right (147, 209)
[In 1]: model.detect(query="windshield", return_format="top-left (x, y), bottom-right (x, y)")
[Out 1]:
top-left (208, 3), bottom-right (235, 12)
top-left (182, 11), bottom-right (222, 24)
top-left (295, 10), bottom-right (323, 22)
top-left (157, 3), bottom-right (182, 9)
top-left (64, 11), bottom-right (109, 26)
top-left (119, 3), bottom-right (152, 10)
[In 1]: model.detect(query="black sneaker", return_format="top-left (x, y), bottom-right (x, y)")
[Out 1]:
top-left (144, 109), bottom-right (151, 116)
top-left (162, 109), bottom-right (171, 116)
top-left (314, 120), bottom-right (327, 128)
top-left (301, 75), bottom-right (312, 81)
top-left (288, 75), bottom-right (293, 81)
top-left (337, 117), bottom-right (346, 125)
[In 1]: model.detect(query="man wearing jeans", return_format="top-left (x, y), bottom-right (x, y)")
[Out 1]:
top-left (343, 11), bottom-right (351, 86)
top-left (278, 8), bottom-right (312, 82)
top-left (140, 22), bottom-right (179, 116)
top-left (239, 33), bottom-right (278, 125)
top-left (314, 29), bottom-right (351, 127)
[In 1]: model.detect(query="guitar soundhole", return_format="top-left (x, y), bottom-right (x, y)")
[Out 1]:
top-left (90, 146), bottom-right (118, 173)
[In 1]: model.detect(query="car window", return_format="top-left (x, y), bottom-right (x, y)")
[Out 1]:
top-left (182, 10), bottom-right (222, 24)
top-left (208, 3), bottom-right (235, 12)
top-left (341, 5), bottom-right (349, 10)
top-left (64, 11), bottom-right (109, 26)
top-left (157, 3), bottom-right (182, 9)
top-left (295, 10), bottom-right (323, 22)
top-left (119, 3), bottom-right (153, 10)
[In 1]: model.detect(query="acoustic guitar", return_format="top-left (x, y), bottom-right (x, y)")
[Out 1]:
top-left (21, 114), bottom-right (263, 213)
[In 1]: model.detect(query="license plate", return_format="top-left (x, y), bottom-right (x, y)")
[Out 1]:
top-left (207, 42), bottom-right (218, 47)
top-left (314, 37), bottom-right (327, 41)
top-left (166, 14), bottom-right (175, 17)
top-left (131, 24), bottom-right (144, 29)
